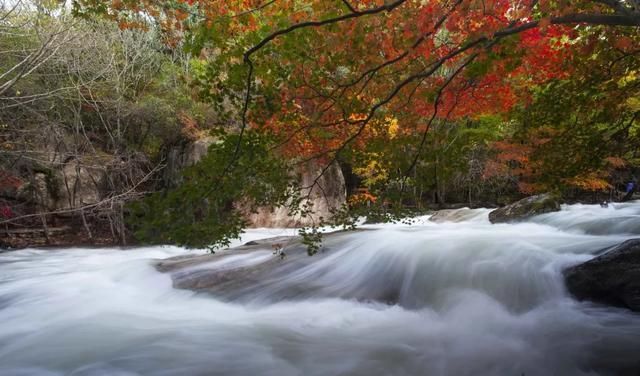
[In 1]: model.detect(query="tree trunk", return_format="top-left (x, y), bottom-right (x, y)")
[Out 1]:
top-left (80, 208), bottom-right (93, 240)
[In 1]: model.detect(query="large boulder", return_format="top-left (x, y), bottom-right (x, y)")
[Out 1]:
top-left (488, 193), bottom-right (560, 223)
top-left (16, 159), bottom-right (108, 211)
top-left (564, 239), bottom-right (640, 312)
top-left (182, 136), bottom-right (217, 167)
top-left (17, 172), bottom-right (57, 210)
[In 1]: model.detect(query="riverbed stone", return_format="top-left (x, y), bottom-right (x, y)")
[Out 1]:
top-left (563, 238), bottom-right (640, 312)
top-left (488, 193), bottom-right (560, 223)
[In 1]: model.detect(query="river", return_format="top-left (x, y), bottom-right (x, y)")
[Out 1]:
top-left (1, 203), bottom-right (640, 375)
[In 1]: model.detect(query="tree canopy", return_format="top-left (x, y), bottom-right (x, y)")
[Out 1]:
top-left (4, 0), bottom-right (637, 248)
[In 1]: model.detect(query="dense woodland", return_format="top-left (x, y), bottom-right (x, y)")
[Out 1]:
top-left (1, 0), bottom-right (639, 249)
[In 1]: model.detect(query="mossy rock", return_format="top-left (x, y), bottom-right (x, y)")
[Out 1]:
top-left (488, 193), bottom-right (561, 224)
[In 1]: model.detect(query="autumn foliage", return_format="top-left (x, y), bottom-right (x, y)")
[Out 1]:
top-left (74, 0), bottom-right (640, 199)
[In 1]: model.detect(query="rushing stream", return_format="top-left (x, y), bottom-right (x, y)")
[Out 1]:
top-left (1, 203), bottom-right (640, 375)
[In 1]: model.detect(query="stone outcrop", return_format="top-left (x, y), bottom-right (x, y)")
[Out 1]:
top-left (488, 193), bottom-right (561, 223)
top-left (245, 160), bottom-right (347, 228)
top-left (57, 159), bottom-right (106, 210)
top-left (183, 137), bottom-right (217, 166)
top-left (15, 158), bottom-right (109, 211)
top-left (155, 235), bottom-right (325, 297)
top-left (564, 239), bottom-right (640, 312)
top-left (170, 136), bottom-right (347, 228)
top-left (163, 136), bottom-right (217, 187)
top-left (2, 147), bottom-right (150, 248)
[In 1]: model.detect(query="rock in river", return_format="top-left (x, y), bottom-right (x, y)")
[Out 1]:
top-left (488, 193), bottom-right (561, 224)
top-left (564, 238), bottom-right (640, 312)
top-left (155, 230), bottom-right (406, 306)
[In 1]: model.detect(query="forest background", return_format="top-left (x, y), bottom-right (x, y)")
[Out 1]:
top-left (1, 0), bottom-right (639, 249)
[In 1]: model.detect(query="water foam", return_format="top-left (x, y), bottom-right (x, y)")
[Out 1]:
top-left (1, 204), bottom-right (639, 375)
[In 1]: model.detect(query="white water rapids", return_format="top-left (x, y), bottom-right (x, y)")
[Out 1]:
top-left (1, 203), bottom-right (640, 375)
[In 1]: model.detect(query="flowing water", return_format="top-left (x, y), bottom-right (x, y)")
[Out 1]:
top-left (1, 203), bottom-right (640, 375)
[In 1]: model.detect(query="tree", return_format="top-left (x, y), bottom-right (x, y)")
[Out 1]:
top-left (128, 130), bottom-right (296, 250)
top-left (73, 0), bottom-right (639, 161)
top-left (0, 1), bottom-right (219, 245)
top-left (70, 0), bottom-right (640, 247)
top-left (484, 29), bottom-right (640, 196)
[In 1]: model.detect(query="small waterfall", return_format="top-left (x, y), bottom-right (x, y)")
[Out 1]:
top-left (1, 203), bottom-right (640, 375)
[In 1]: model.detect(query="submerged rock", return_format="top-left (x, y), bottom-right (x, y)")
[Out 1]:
top-left (564, 239), bottom-right (640, 312)
top-left (155, 230), bottom-right (404, 305)
top-left (488, 193), bottom-right (560, 223)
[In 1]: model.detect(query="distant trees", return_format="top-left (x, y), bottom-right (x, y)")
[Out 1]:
top-left (0, 0), bottom-right (219, 244)
top-left (64, 0), bottom-right (640, 247)
top-left (0, 0), bottom-right (76, 98)
top-left (484, 30), bottom-right (640, 198)
top-left (3, 0), bottom-right (640, 247)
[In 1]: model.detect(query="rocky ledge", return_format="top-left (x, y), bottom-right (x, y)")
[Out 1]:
top-left (155, 229), bottom-right (407, 305)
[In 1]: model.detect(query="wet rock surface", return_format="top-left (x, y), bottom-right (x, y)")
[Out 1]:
top-left (429, 208), bottom-right (483, 223)
top-left (489, 193), bottom-right (561, 223)
top-left (564, 238), bottom-right (640, 312)
top-left (155, 230), bottom-right (403, 305)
